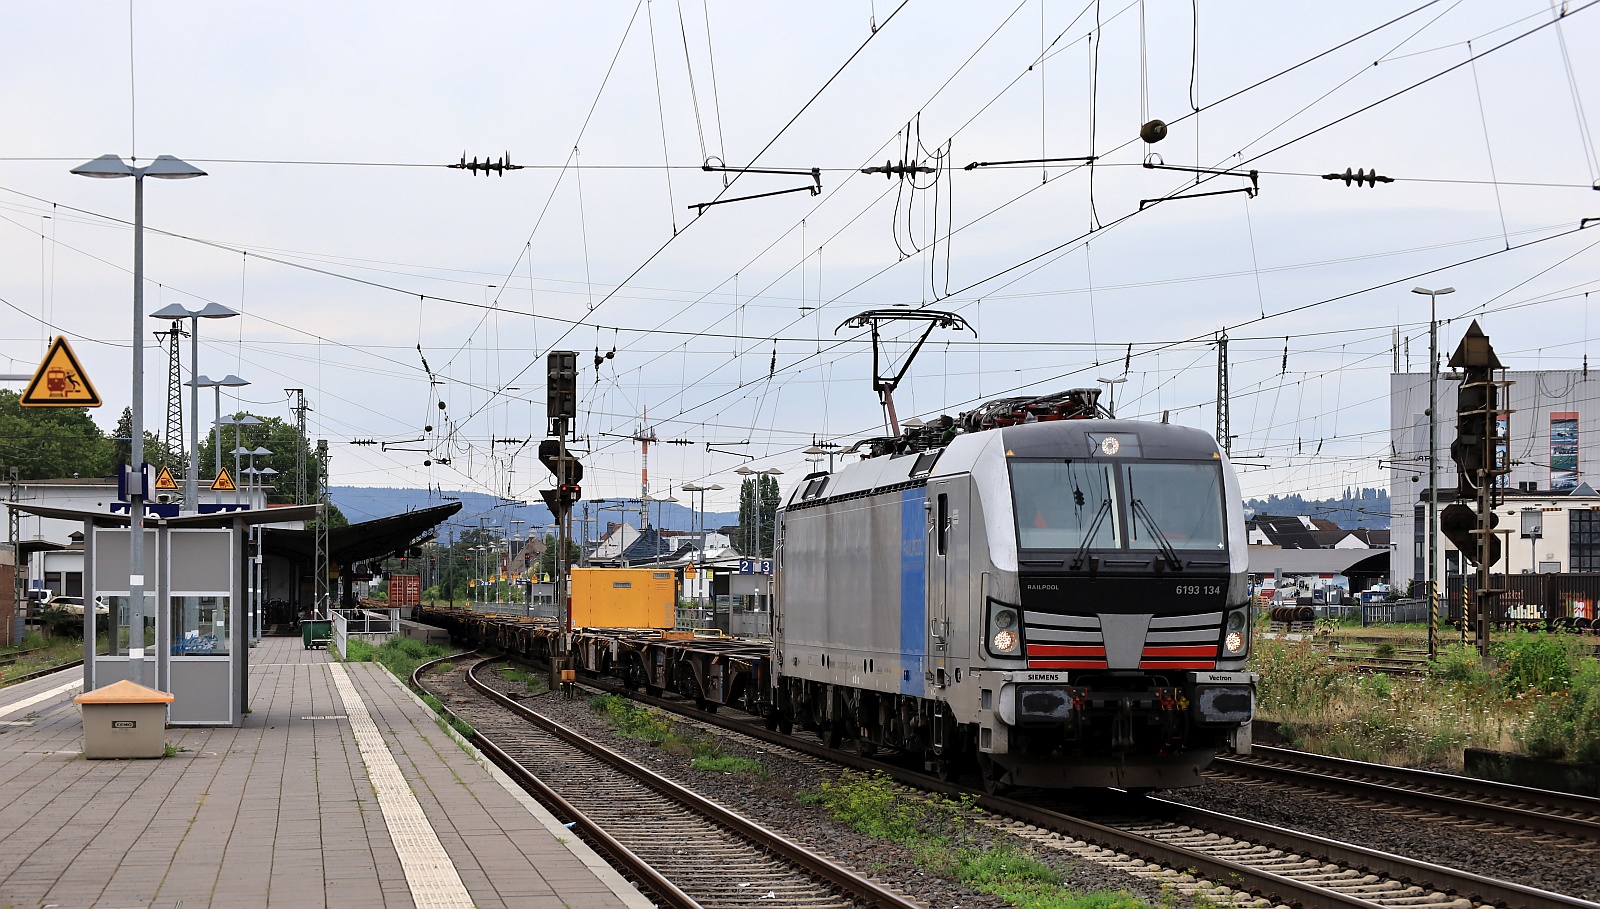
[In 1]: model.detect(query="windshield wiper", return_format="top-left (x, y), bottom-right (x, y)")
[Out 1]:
top-left (1130, 499), bottom-right (1184, 571)
top-left (1069, 498), bottom-right (1112, 571)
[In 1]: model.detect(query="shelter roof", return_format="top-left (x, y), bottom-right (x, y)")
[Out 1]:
top-left (261, 501), bottom-right (461, 565)
top-left (1248, 546), bottom-right (1388, 576)
top-left (7, 502), bottom-right (322, 529)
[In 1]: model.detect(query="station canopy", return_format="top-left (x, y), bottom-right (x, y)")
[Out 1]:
top-left (260, 501), bottom-right (461, 566)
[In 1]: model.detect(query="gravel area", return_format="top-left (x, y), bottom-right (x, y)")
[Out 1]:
top-left (452, 661), bottom-right (1202, 909)
top-left (1161, 774), bottom-right (1600, 902)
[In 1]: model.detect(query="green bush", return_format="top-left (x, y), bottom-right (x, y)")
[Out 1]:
top-left (1516, 660), bottom-right (1600, 762)
top-left (1492, 630), bottom-right (1583, 694)
top-left (1428, 643), bottom-right (1489, 685)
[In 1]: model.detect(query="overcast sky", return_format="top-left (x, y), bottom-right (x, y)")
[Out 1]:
top-left (1, 1), bottom-right (1597, 515)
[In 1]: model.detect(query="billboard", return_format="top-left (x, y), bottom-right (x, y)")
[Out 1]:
top-left (1551, 412), bottom-right (1579, 491)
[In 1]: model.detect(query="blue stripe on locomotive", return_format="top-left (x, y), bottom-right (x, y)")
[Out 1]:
top-left (899, 487), bottom-right (926, 696)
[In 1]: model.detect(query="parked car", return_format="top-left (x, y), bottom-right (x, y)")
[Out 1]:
top-left (36, 595), bottom-right (109, 617)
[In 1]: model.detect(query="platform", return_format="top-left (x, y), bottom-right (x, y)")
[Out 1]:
top-left (0, 638), bottom-right (652, 909)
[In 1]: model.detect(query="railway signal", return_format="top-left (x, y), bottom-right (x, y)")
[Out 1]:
top-left (1443, 321), bottom-right (1511, 661)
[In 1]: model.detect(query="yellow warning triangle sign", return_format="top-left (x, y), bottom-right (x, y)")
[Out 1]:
top-left (211, 468), bottom-right (237, 492)
top-left (154, 466), bottom-right (179, 491)
top-left (20, 336), bottom-right (101, 407)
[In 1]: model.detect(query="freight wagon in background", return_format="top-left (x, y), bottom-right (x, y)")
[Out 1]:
top-left (389, 573), bottom-right (422, 608)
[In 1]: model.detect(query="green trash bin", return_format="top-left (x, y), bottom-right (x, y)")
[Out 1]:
top-left (302, 620), bottom-right (332, 650)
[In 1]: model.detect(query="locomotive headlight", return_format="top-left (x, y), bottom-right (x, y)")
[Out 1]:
top-left (986, 599), bottom-right (1025, 658)
top-left (1222, 607), bottom-right (1250, 656)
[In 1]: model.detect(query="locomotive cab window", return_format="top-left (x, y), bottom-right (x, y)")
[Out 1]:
top-left (1011, 460), bottom-right (1120, 551)
top-left (1122, 463), bottom-right (1226, 551)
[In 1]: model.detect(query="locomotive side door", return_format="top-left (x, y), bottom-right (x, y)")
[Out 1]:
top-left (926, 477), bottom-right (966, 685)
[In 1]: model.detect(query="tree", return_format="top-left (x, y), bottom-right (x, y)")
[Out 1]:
top-left (110, 406), bottom-right (163, 469)
top-left (0, 391), bottom-right (114, 479)
top-left (736, 474), bottom-right (780, 557)
top-left (198, 414), bottom-right (323, 504)
top-left (537, 533), bottom-right (581, 579)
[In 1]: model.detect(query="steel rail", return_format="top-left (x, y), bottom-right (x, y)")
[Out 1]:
top-left (545, 659), bottom-right (1600, 909)
top-left (409, 651), bottom-right (703, 909)
top-left (1214, 745), bottom-right (1600, 841)
top-left (1138, 797), bottom-right (1599, 909)
top-left (458, 657), bottom-right (922, 909)
top-left (516, 660), bottom-right (1386, 908)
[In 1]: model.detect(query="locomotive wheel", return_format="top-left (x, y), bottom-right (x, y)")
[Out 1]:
top-left (976, 754), bottom-right (1012, 796)
top-left (820, 721), bottom-right (846, 749)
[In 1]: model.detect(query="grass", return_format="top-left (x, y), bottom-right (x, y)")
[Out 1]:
top-left (689, 754), bottom-right (766, 774)
top-left (798, 771), bottom-right (1155, 909)
top-left (496, 666), bottom-right (547, 694)
top-left (0, 632), bottom-right (86, 683)
top-left (1250, 630), bottom-right (1600, 768)
top-left (340, 636), bottom-right (449, 682)
top-left (588, 694), bottom-right (766, 775)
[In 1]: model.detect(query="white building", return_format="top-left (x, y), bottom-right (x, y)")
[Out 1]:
top-left (1391, 368), bottom-right (1600, 588)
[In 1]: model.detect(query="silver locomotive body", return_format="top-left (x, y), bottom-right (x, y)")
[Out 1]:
top-left (772, 417), bottom-right (1255, 790)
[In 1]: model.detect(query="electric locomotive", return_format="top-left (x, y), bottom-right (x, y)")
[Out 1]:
top-left (770, 389), bottom-right (1255, 790)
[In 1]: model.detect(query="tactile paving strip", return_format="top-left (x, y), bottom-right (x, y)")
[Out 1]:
top-left (329, 663), bottom-right (475, 909)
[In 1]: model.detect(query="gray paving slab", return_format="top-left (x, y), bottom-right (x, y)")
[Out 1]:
top-left (0, 636), bottom-right (650, 909)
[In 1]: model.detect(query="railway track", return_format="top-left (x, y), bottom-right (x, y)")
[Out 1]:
top-left (414, 654), bottom-right (923, 909)
top-left (1211, 744), bottom-right (1600, 843)
top-left (0, 659), bottom-right (83, 688)
top-left (529, 657), bottom-right (1600, 909)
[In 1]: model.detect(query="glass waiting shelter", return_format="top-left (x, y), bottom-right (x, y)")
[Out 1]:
top-left (8, 502), bottom-right (319, 726)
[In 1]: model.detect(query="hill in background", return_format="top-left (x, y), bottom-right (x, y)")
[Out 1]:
top-left (1243, 487), bottom-right (1390, 530)
top-left (331, 486), bottom-right (737, 539)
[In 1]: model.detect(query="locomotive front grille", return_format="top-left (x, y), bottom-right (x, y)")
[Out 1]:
top-left (1023, 610), bottom-right (1222, 670)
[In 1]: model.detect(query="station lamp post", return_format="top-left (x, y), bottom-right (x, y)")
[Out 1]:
top-left (150, 301), bottom-right (239, 510)
top-left (72, 153), bottom-right (207, 686)
top-left (223, 415), bottom-right (263, 506)
top-left (1413, 285), bottom-right (1455, 660)
top-left (679, 482), bottom-right (723, 617)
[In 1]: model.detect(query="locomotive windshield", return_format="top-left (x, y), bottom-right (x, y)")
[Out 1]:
top-left (1122, 463), bottom-right (1226, 551)
top-left (1011, 461), bottom-right (1121, 551)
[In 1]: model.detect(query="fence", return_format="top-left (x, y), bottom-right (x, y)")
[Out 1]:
top-left (676, 600), bottom-right (772, 639)
top-left (1360, 597), bottom-right (1430, 626)
top-left (334, 607), bottom-right (401, 657)
top-left (1444, 573), bottom-right (1600, 627)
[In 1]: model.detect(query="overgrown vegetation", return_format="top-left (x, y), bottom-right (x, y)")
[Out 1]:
top-left (496, 666), bottom-right (546, 694)
top-left (1251, 630), bottom-right (1600, 767)
top-left (588, 694), bottom-right (765, 776)
top-left (341, 636), bottom-right (448, 681)
top-left (0, 632), bottom-right (87, 682)
top-left (419, 692), bottom-right (475, 739)
top-left (799, 772), bottom-right (1154, 909)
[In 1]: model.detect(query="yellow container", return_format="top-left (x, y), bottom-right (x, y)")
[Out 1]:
top-left (571, 567), bottom-right (677, 629)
